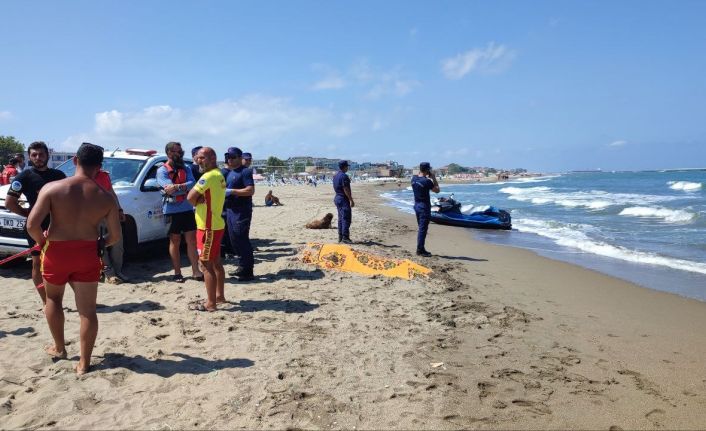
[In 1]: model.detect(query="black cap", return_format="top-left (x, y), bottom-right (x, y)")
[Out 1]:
top-left (338, 160), bottom-right (349, 169)
top-left (420, 162), bottom-right (431, 172)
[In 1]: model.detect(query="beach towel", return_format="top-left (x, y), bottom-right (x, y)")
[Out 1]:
top-left (300, 243), bottom-right (431, 280)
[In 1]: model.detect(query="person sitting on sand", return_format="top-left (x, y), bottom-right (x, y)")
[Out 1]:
top-left (27, 143), bottom-right (121, 375)
top-left (264, 190), bottom-right (282, 206)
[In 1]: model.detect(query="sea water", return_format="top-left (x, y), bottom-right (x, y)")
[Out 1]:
top-left (381, 171), bottom-right (706, 301)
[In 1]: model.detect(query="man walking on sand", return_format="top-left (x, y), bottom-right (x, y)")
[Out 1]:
top-left (187, 147), bottom-right (226, 311)
top-left (27, 143), bottom-right (121, 375)
top-left (333, 160), bottom-right (354, 243)
top-left (5, 141), bottom-right (66, 304)
top-left (411, 162), bottom-right (440, 257)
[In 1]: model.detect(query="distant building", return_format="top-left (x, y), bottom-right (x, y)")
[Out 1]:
top-left (48, 150), bottom-right (73, 168)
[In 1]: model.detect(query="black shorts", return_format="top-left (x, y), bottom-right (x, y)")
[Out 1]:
top-left (167, 211), bottom-right (197, 235)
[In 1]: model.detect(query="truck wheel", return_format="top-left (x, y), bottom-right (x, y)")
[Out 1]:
top-left (122, 216), bottom-right (139, 257)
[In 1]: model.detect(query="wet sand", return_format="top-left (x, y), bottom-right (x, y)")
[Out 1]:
top-left (1, 183), bottom-right (705, 429)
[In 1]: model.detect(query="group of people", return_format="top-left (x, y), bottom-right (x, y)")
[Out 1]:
top-left (331, 159), bottom-right (440, 256)
top-left (155, 143), bottom-right (257, 306)
top-left (0, 152), bottom-right (27, 185)
top-left (5, 139), bottom-right (439, 375)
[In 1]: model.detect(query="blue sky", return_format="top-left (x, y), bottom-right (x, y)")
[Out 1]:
top-left (1, 0), bottom-right (705, 172)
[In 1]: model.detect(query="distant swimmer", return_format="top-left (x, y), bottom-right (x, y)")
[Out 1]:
top-left (187, 147), bottom-right (227, 311)
top-left (411, 162), bottom-right (440, 257)
top-left (27, 143), bottom-right (121, 375)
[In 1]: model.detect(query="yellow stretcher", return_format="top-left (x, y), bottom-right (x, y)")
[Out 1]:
top-left (300, 243), bottom-right (431, 280)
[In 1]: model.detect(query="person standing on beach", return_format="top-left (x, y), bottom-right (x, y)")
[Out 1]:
top-left (224, 147), bottom-right (256, 281)
top-left (411, 162), bottom-right (440, 257)
top-left (27, 143), bottom-right (121, 375)
top-left (5, 141), bottom-right (66, 304)
top-left (242, 152), bottom-right (253, 169)
top-left (189, 146), bottom-right (203, 181)
top-left (333, 160), bottom-right (354, 243)
top-left (187, 147), bottom-right (227, 311)
top-left (157, 142), bottom-right (203, 283)
top-left (94, 167), bottom-right (129, 284)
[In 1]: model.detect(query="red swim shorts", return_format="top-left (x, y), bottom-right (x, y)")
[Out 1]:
top-left (196, 229), bottom-right (224, 262)
top-left (41, 240), bottom-right (102, 285)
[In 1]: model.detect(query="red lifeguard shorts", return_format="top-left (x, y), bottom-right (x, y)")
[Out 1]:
top-left (196, 229), bottom-right (223, 262)
top-left (41, 240), bottom-right (102, 285)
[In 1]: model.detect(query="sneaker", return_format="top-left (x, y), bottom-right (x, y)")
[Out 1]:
top-left (341, 237), bottom-right (353, 244)
top-left (229, 267), bottom-right (245, 277)
top-left (416, 250), bottom-right (432, 257)
top-left (115, 273), bottom-right (131, 283)
top-left (172, 274), bottom-right (185, 283)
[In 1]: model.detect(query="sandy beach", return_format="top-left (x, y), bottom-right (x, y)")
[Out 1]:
top-left (1, 183), bottom-right (706, 430)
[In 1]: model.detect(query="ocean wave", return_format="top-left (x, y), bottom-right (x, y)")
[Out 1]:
top-left (380, 193), bottom-right (414, 207)
top-left (514, 218), bottom-right (706, 275)
top-left (618, 206), bottom-right (696, 223)
top-left (499, 186), bottom-right (680, 210)
top-left (668, 181), bottom-right (702, 191)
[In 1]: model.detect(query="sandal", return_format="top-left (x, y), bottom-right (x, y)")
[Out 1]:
top-left (172, 274), bottom-right (185, 283)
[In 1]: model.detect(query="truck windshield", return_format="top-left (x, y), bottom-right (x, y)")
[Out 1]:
top-left (56, 157), bottom-right (146, 186)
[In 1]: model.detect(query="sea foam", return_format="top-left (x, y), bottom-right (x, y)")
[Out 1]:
top-left (618, 206), bottom-right (695, 223)
top-left (668, 181), bottom-right (702, 191)
top-left (500, 186), bottom-right (681, 210)
top-left (514, 218), bottom-right (706, 275)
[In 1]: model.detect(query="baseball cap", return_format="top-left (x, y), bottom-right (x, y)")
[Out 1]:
top-left (338, 160), bottom-right (349, 169)
top-left (242, 152), bottom-right (252, 160)
top-left (420, 162), bottom-right (431, 172)
top-left (225, 147), bottom-right (243, 159)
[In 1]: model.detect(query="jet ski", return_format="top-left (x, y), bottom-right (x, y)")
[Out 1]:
top-left (430, 196), bottom-right (511, 230)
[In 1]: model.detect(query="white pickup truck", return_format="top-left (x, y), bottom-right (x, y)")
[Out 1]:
top-left (0, 149), bottom-right (187, 258)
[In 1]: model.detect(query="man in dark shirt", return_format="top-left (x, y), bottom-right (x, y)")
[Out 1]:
top-left (224, 147), bottom-right (256, 281)
top-left (5, 141), bottom-right (67, 303)
top-left (189, 146), bottom-right (203, 182)
top-left (411, 162), bottom-right (440, 257)
top-left (333, 160), bottom-right (354, 243)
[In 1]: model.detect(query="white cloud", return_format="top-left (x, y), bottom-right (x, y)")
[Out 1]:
top-left (0, 111), bottom-right (12, 120)
top-left (60, 95), bottom-right (360, 156)
top-left (609, 140), bottom-right (627, 147)
top-left (312, 76), bottom-right (346, 90)
top-left (441, 42), bottom-right (515, 80)
top-left (312, 59), bottom-right (419, 99)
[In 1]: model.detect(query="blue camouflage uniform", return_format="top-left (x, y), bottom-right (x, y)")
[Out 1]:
top-left (411, 167), bottom-right (435, 253)
top-left (332, 161), bottom-right (352, 241)
top-left (225, 164), bottom-right (255, 275)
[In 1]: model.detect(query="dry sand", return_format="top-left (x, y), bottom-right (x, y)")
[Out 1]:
top-left (1, 183), bottom-right (706, 429)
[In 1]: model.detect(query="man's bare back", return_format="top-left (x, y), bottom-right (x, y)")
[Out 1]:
top-left (35, 176), bottom-right (121, 246)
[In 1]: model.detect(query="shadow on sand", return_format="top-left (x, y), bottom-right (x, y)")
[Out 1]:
top-left (0, 326), bottom-right (35, 339)
top-left (96, 352), bottom-right (254, 377)
top-left (434, 255), bottom-right (488, 262)
top-left (222, 299), bottom-right (319, 314)
top-left (96, 300), bottom-right (165, 314)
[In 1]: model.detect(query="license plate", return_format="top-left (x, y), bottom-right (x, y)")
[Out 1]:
top-left (0, 217), bottom-right (25, 230)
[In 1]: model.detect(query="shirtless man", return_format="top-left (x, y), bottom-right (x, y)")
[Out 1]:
top-left (187, 147), bottom-right (226, 311)
top-left (27, 143), bottom-right (121, 375)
